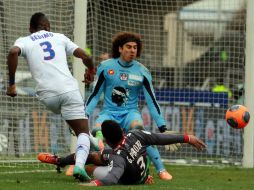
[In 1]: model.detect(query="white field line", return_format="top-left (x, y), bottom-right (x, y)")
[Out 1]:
top-left (0, 170), bottom-right (56, 174)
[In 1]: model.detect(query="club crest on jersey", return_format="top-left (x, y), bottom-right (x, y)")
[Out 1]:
top-left (108, 69), bottom-right (115, 75)
top-left (120, 73), bottom-right (128, 80)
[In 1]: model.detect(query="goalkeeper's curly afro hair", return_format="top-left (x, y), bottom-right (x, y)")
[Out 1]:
top-left (101, 120), bottom-right (124, 146)
top-left (112, 31), bottom-right (143, 58)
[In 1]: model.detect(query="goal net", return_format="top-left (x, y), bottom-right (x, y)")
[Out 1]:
top-left (0, 0), bottom-right (247, 169)
top-left (85, 0), bottom-right (246, 166)
top-left (0, 0), bottom-right (75, 167)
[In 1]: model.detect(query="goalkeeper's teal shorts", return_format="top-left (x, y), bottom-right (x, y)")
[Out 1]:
top-left (95, 109), bottom-right (143, 134)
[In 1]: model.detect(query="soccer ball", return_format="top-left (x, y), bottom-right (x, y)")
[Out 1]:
top-left (225, 105), bottom-right (250, 129)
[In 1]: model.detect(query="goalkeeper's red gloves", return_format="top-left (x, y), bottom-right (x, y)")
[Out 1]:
top-left (158, 125), bottom-right (167, 133)
top-left (83, 67), bottom-right (96, 84)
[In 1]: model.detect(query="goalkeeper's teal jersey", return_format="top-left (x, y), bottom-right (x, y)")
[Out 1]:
top-left (85, 58), bottom-right (165, 127)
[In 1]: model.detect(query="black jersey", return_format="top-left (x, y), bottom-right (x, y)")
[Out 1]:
top-left (99, 129), bottom-right (185, 185)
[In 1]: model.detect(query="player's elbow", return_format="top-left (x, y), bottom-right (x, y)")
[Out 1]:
top-left (7, 47), bottom-right (21, 57)
top-left (73, 48), bottom-right (92, 66)
top-left (73, 48), bottom-right (86, 59)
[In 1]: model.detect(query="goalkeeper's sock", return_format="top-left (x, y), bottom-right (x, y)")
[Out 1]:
top-left (89, 131), bottom-right (105, 151)
top-left (89, 132), bottom-right (100, 151)
top-left (95, 131), bottom-right (105, 150)
top-left (146, 146), bottom-right (164, 173)
top-left (75, 133), bottom-right (90, 168)
top-left (95, 130), bottom-right (103, 140)
top-left (91, 128), bottom-right (101, 137)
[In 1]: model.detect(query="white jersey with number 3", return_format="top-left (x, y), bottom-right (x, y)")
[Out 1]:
top-left (14, 30), bottom-right (79, 99)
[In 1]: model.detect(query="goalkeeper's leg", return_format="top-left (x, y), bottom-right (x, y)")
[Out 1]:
top-left (90, 127), bottom-right (105, 151)
top-left (90, 114), bottom-right (114, 151)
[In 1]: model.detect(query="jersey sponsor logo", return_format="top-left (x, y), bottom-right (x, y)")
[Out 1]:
top-left (128, 80), bottom-right (141, 86)
top-left (120, 73), bottom-right (128, 80)
top-left (108, 69), bottom-right (115, 75)
top-left (129, 74), bottom-right (142, 81)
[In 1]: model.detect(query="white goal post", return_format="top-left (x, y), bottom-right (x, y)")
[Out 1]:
top-left (70, 0), bottom-right (88, 153)
top-left (243, 0), bottom-right (254, 168)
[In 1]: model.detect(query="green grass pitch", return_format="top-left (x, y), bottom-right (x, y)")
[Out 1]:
top-left (0, 164), bottom-right (254, 190)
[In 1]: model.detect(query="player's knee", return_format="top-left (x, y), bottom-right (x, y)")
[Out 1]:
top-left (130, 121), bottom-right (144, 130)
top-left (133, 125), bottom-right (143, 130)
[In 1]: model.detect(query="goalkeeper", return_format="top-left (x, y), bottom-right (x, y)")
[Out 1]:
top-left (38, 120), bottom-right (206, 186)
top-left (84, 31), bottom-right (175, 180)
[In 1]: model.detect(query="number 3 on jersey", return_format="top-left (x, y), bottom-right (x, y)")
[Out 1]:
top-left (137, 156), bottom-right (146, 176)
top-left (40, 41), bottom-right (55, 60)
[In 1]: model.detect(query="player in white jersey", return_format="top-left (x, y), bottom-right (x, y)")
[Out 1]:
top-left (6, 12), bottom-right (96, 182)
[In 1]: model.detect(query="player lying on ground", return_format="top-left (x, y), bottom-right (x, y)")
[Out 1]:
top-left (38, 120), bottom-right (206, 186)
